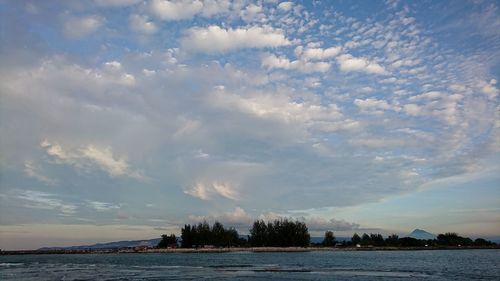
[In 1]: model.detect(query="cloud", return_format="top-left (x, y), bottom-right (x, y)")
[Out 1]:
top-left (40, 140), bottom-right (141, 179)
top-left (188, 207), bottom-right (253, 226)
top-left (85, 200), bottom-right (120, 211)
top-left (180, 25), bottom-right (290, 53)
top-left (24, 160), bottom-right (57, 186)
top-left (129, 14), bottom-right (158, 34)
top-left (304, 217), bottom-right (361, 232)
top-left (409, 91), bottom-right (445, 101)
top-left (302, 46), bottom-right (342, 60)
top-left (184, 181), bottom-right (239, 200)
top-left (277, 2), bottom-right (293, 12)
top-left (94, 0), bottom-right (141, 6)
top-left (210, 88), bottom-right (343, 128)
top-left (337, 54), bottom-right (388, 75)
top-left (201, 0), bottom-right (231, 17)
top-left (262, 54), bottom-right (330, 73)
top-left (80, 145), bottom-right (130, 177)
top-left (354, 98), bottom-right (398, 113)
top-left (1, 0), bottom-right (499, 241)
top-left (62, 15), bottom-right (104, 39)
top-left (240, 4), bottom-right (263, 22)
top-left (14, 190), bottom-right (77, 215)
top-left (150, 0), bottom-right (232, 19)
top-left (478, 79), bottom-right (499, 99)
top-left (188, 207), bottom-right (361, 234)
top-left (149, 0), bottom-right (203, 20)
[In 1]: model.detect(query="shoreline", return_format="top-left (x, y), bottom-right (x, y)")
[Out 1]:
top-left (2, 246), bottom-right (499, 255)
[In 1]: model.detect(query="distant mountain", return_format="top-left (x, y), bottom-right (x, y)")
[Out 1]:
top-left (38, 238), bottom-right (161, 251)
top-left (408, 229), bottom-right (436, 240)
top-left (38, 236), bottom-right (354, 250)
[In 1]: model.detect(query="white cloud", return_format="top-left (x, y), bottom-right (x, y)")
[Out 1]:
top-left (85, 200), bottom-right (120, 211)
top-left (304, 217), bottom-right (361, 232)
top-left (189, 207), bottom-right (253, 226)
top-left (184, 181), bottom-right (239, 200)
top-left (103, 60), bottom-right (122, 71)
top-left (94, 0), bottom-right (142, 6)
top-left (180, 25), bottom-right (290, 53)
top-left (40, 140), bottom-right (141, 179)
top-left (262, 54), bottom-right (330, 73)
top-left (129, 14), bottom-right (158, 34)
top-left (302, 46), bottom-right (342, 60)
top-left (142, 69), bottom-right (156, 76)
top-left (354, 98), bottom-right (397, 113)
top-left (240, 4), bottom-right (263, 22)
top-left (188, 207), bottom-right (362, 234)
top-left (150, 0), bottom-right (231, 20)
top-left (277, 2), bottom-right (293, 12)
top-left (80, 145), bottom-right (130, 177)
top-left (210, 89), bottom-right (343, 128)
top-left (24, 160), bottom-right (57, 186)
top-left (14, 190), bottom-right (77, 215)
top-left (403, 104), bottom-right (421, 116)
top-left (409, 91), bottom-right (444, 101)
top-left (200, 0), bottom-right (231, 17)
top-left (150, 0), bottom-right (203, 20)
top-left (62, 15), bottom-right (104, 39)
top-left (478, 79), bottom-right (499, 99)
top-left (337, 54), bottom-right (388, 75)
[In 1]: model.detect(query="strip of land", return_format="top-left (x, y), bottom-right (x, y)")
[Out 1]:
top-left (2, 245), bottom-right (499, 255)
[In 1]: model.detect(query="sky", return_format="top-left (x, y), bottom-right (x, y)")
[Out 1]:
top-left (0, 0), bottom-right (499, 250)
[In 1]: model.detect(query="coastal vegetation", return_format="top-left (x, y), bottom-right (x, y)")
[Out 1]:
top-left (344, 232), bottom-right (495, 247)
top-left (249, 219), bottom-right (310, 247)
top-left (178, 221), bottom-right (244, 248)
top-left (322, 231), bottom-right (336, 246)
top-left (158, 220), bottom-right (495, 249)
top-left (157, 234), bottom-right (177, 248)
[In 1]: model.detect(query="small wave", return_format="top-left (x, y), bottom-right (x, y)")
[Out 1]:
top-left (0, 262), bottom-right (24, 267)
top-left (333, 270), bottom-right (430, 278)
top-left (216, 265), bottom-right (311, 273)
top-left (209, 264), bottom-right (254, 268)
top-left (131, 265), bottom-right (204, 269)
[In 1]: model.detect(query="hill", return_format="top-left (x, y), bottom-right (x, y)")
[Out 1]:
top-left (38, 238), bottom-right (161, 251)
top-left (408, 229), bottom-right (436, 240)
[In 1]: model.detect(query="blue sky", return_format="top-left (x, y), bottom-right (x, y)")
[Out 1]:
top-left (0, 0), bottom-right (499, 250)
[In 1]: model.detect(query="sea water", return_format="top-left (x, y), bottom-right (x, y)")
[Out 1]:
top-left (1, 249), bottom-right (499, 280)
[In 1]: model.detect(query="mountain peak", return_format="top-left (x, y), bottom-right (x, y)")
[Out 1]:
top-left (408, 229), bottom-right (436, 240)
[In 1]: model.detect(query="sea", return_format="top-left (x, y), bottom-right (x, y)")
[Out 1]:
top-left (1, 249), bottom-right (499, 280)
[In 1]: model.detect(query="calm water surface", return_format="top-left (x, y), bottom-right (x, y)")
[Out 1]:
top-left (1, 249), bottom-right (499, 280)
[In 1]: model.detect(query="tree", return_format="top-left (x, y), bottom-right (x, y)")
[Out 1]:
top-left (181, 224), bottom-right (194, 248)
top-left (474, 238), bottom-right (493, 246)
top-left (212, 221), bottom-right (225, 247)
top-left (158, 234), bottom-right (177, 248)
top-left (370, 233), bottom-right (385, 246)
top-left (322, 231), bottom-right (336, 247)
top-left (385, 234), bottom-right (399, 246)
top-left (249, 220), bottom-right (267, 247)
top-left (361, 233), bottom-right (372, 245)
top-left (351, 233), bottom-right (361, 244)
top-left (249, 219), bottom-right (310, 247)
top-left (399, 237), bottom-right (423, 247)
top-left (180, 221), bottom-right (244, 248)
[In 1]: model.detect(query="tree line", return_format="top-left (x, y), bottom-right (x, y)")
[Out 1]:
top-left (158, 219), bottom-right (311, 248)
top-left (345, 232), bottom-right (495, 247)
top-left (179, 221), bottom-right (244, 248)
top-left (158, 221), bottom-right (495, 248)
top-left (248, 219), bottom-right (310, 247)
